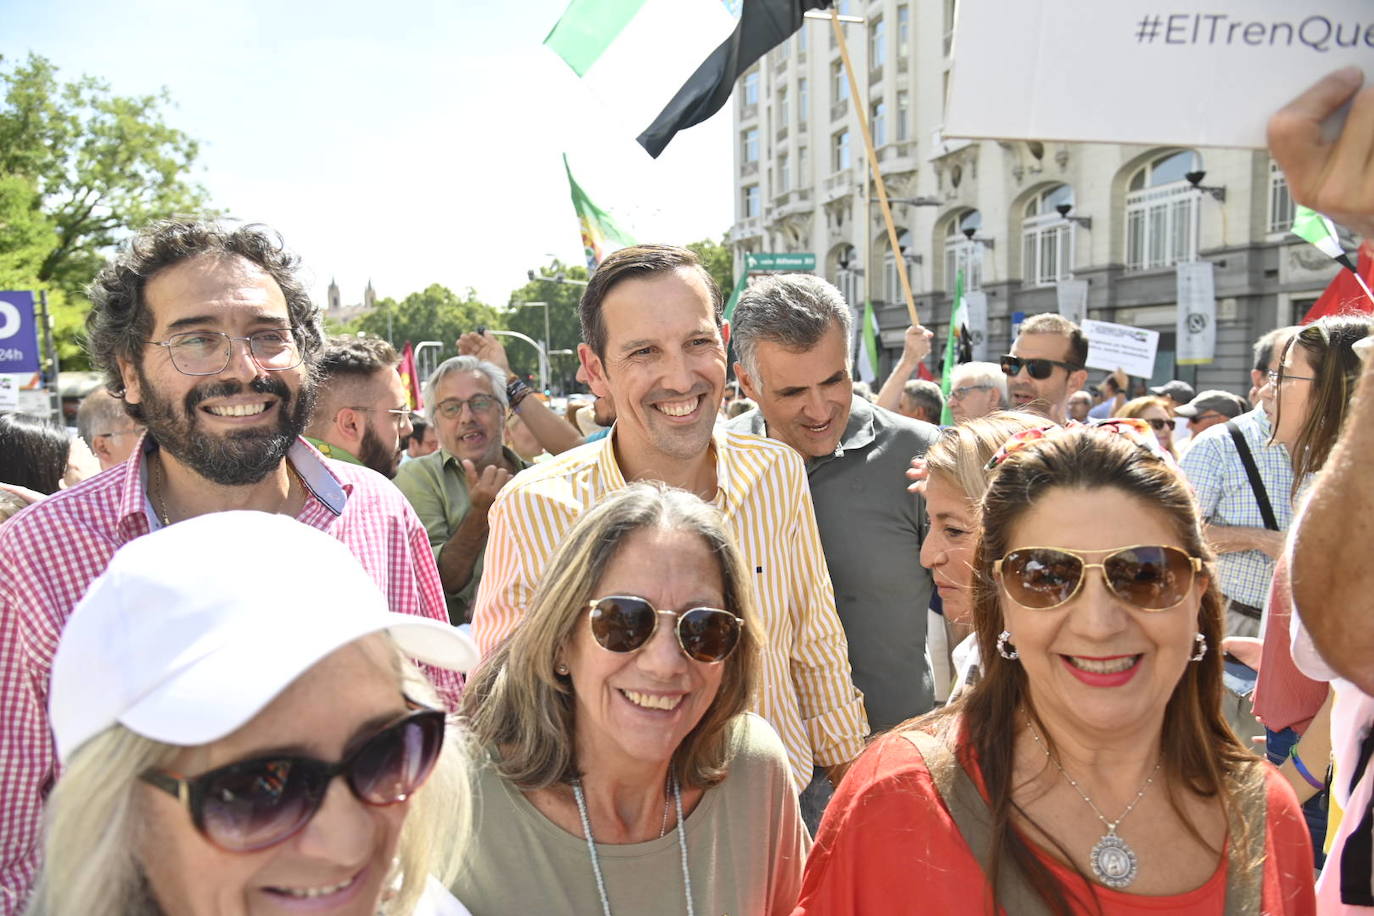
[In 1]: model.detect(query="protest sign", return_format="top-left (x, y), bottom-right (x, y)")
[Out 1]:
top-left (946, 0), bottom-right (1374, 148)
top-left (1082, 319), bottom-right (1160, 379)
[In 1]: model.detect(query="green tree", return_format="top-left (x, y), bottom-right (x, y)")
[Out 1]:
top-left (506, 259), bottom-right (588, 394)
top-left (343, 284), bottom-right (502, 363)
top-left (0, 53), bottom-right (215, 368)
top-left (686, 234), bottom-right (733, 298)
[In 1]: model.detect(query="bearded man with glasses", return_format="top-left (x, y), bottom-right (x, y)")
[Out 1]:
top-left (1000, 312), bottom-right (1091, 424)
top-left (394, 355), bottom-right (528, 625)
top-left (0, 220), bottom-right (455, 916)
top-left (302, 335), bottom-right (414, 479)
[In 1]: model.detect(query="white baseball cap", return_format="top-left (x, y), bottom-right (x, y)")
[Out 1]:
top-left (50, 510), bottom-right (478, 764)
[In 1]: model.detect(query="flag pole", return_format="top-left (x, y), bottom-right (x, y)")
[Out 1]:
top-left (830, 7), bottom-right (920, 327)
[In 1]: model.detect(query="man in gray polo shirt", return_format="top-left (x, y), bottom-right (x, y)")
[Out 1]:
top-left (729, 274), bottom-right (939, 733)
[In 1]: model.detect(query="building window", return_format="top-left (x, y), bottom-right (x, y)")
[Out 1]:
top-left (1269, 158), bottom-right (1295, 235)
top-left (896, 91), bottom-right (910, 142)
top-left (798, 22), bottom-right (808, 52)
top-left (885, 229), bottom-right (914, 303)
top-left (1124, 150), bottom-right (1200, 270)
top-left (897, 5), bottom-right (910, 53)
top-left (831, 61), bottom-right (847, 104)
top-left (870, 17), bottom-right (886, 69)
top-left (742, 128), bottom-right (759, 163)
top-left (871, 100), bottom-right (887, 147)
top-left (799, 146), bottom-right (808, 181)
top-left (1022, 184), bottom-right (1074, 287)
top-left (832, 129), bottom-right (851, 172)
top-left (742, 71), bottom-right (759, 106)
top-left (945, 210), bottom-right (984, 292)
top-left (743, 185), bottom-right (761, 218)
top-left (943, 0), bottom-right (957, 55)
top-left (779, 153), bottom-right (790, 193)
top-left (798, 78), bottom-right (809, 124)
top-left (777, 35), bottom-right (790, 60)
top-left (778, 87), bottom-right (788, 127)
top-left (834, 244), bottom-right (860, 307)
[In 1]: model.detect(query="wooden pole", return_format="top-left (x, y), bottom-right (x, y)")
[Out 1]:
top-left (830, 7), bottom-right (920, 327)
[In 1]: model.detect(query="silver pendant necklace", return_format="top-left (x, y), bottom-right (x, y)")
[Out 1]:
top-left (571, 775), bottom-right (695, 916)
top-left (1026, 719), bottom-right (1161, 889)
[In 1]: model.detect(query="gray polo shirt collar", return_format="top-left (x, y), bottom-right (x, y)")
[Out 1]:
top-left (741, 393), bottom-right (877, 471)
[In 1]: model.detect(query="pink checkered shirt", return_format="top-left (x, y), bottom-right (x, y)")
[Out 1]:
top-left (0, 437), bottom-right (455, 914)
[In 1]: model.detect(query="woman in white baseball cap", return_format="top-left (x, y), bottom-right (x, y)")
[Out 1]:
top-left (26, 511), bottom-right (480, 916)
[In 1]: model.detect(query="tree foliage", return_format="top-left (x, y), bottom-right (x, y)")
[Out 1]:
top-left (342, 284), bottom-right (502, 365)
top-left (0, 53), bottom-right (215, 369)
top-left (506, 259), bottom-right (587, 393)
top-left (686, 235), bottom-right (733, 299)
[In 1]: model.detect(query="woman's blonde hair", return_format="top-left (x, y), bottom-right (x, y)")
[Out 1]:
top-left (461, 481), bottom-right (760, 790)
top-left (923, 411), bottom-right (1049, 503)
top-left (25, 647), bottom-right (470, 916)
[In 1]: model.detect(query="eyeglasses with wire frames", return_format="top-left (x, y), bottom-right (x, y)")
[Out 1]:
top-left (1266, 368), bottom-right (1316, 386)
top-left (146, 329), bottom-right (303, 377)
top-left (347, 406), bottom-right (412, 428)
top-left (994, 544), bottom-right (1204, 611)
top-left (434, 394), bottom-right (502, 419)
top-left (950, 383), bottom-right (994, 400)
top-left (586, 596), bottom-right (745, 663)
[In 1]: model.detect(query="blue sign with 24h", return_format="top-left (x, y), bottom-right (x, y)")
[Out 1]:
top-left (0, 291), bottom-right (40, 374)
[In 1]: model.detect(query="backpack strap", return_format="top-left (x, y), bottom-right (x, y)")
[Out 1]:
top-left (1226, 420), bottom-right (1280, 531)
top-left (902, 729), bottom-right (1052, 916)
top-left (1223, 758), bottom-right (1270, 915)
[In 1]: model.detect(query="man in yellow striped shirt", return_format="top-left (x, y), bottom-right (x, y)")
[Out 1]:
top-left (471, 244), bottom-right (868, 791)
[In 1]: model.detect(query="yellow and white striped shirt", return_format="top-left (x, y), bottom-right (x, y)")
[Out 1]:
top-left (472, 425), bottom-right (868, 789)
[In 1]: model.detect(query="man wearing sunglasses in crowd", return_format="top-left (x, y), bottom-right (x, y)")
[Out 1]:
top-left (999, 312), bottom-right (1091, 424)
top-left (0, 220), bottom-right (455, 916)
top-left (394, 353), bottom-right (529, 626)
top-left (472, 244), bottom-right (869, 797)
top-left (302, 335), bottom-right (414, 479)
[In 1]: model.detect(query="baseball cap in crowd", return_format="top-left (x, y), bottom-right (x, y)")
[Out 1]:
top-left (50, 510), bottom-right (478, 764)
top-left (1149, 380), bottom-right (1196, 403)
top-left (1174, 389), bottom-right (1249, 419)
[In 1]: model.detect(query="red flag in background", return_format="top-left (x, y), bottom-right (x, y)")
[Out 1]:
top-left (1303, 245), bottom-right (1374, 324)
top-left (915, 362), bottom-right (935, 381)
top-left (398, 342), bottom-right (422, 410)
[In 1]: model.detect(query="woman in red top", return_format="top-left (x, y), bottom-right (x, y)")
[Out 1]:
top-left (795, 423), bottom-right (1315, 915)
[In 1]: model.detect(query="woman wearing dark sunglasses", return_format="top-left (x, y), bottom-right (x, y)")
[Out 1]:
top-left (1112, 396), bottom-right (1177, 457)
top-left (28, 511), bottom-right (480, 916)
top-left (795, 424), bottom-right (1316, 914)
top-left (457, 482), bottom-right (806, 915)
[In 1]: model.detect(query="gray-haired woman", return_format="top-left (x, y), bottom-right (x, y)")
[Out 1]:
top-left (455, 482), bottom-right (807, 915)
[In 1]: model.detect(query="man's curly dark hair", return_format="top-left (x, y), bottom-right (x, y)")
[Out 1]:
top-left (85, 220), bottom-right (324, 417)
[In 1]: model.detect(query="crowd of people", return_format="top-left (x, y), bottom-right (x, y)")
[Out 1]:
top-left (0, 69), bottom-right (1371, 915)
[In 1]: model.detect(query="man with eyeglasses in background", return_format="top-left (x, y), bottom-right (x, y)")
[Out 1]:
top-left (1173, 389), bottom-right (1248, 456)
top-left (0, 220), bottom-right (454, 915)
top-left (394, 354), bottom-right (528, 624)
top-left (1000, 312), bottom-right (1090, 424)
top-left (302, 336), bottom-right (413, 478)
top-left (947, 361), bottom-right (1006, 424)
top-left (74, 388), bottom-right (144, 470)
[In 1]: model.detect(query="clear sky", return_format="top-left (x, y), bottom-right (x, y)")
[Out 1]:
top-left (0, 0), bottom-right (734, 311)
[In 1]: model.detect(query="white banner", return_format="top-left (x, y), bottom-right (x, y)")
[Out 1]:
top-left (1082, 319), bottom-right (1161, 379)
top-left (1176, 260), bottom-right (1217, 365)
top-left (1056, 279), bottom-right (1089, 326)
top-left (0, 374), bottom-right (17, 412)
top-left (964, 291), bottom-right (989, 360)
top-left (945, 0), bottom-right (1374, 149)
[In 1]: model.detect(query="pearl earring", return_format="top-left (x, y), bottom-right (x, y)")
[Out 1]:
top-left (996, 630), bottom-right (1019, 660)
